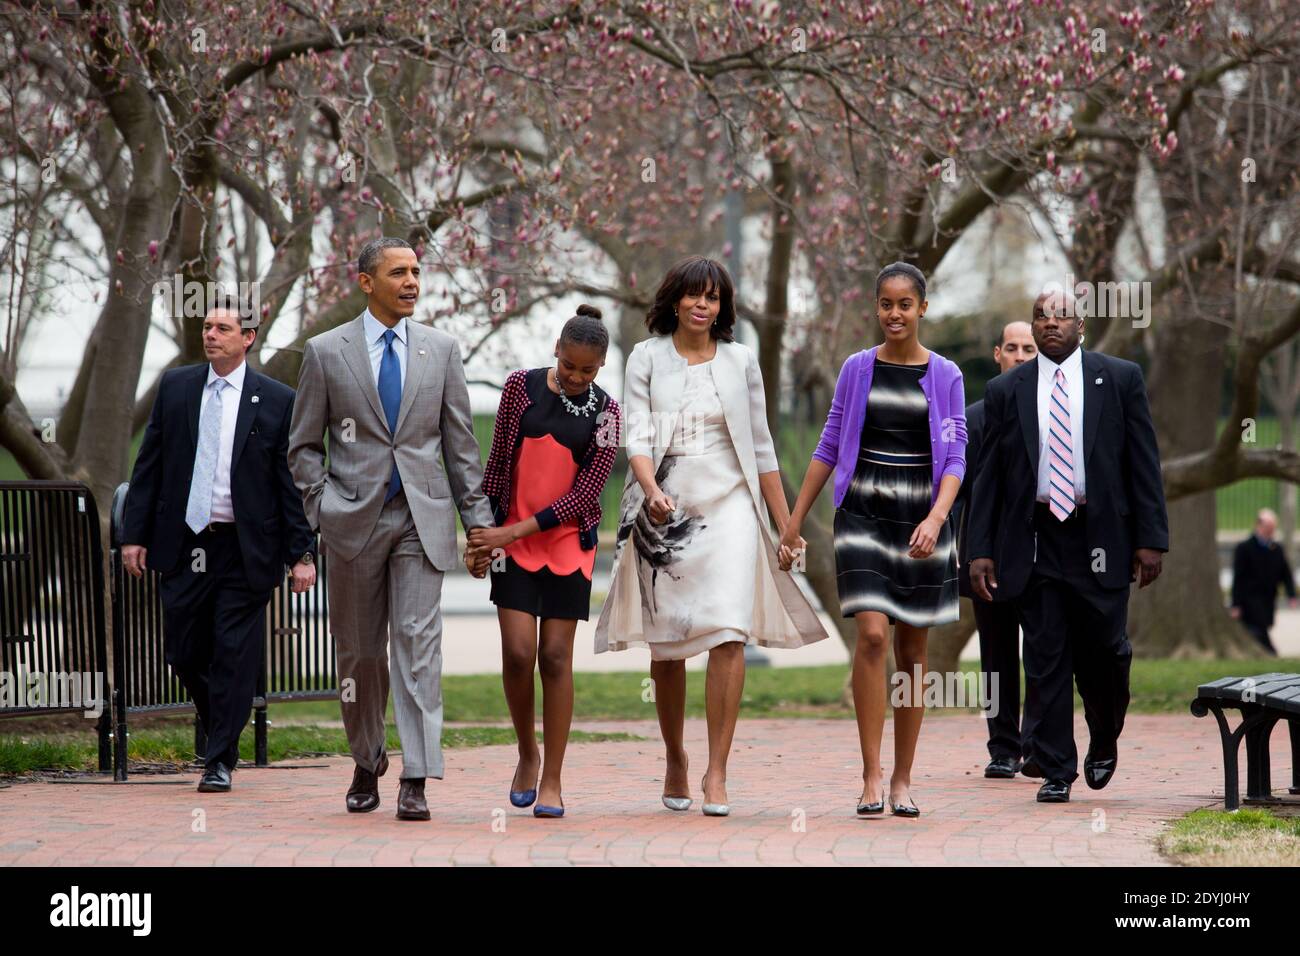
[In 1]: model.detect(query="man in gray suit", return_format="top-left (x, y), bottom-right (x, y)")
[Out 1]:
top-left (289, 237), bottom-right (493, 820)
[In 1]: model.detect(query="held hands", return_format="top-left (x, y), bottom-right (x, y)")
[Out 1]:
top-left (908, 514), bottom-right (943, 559)
top-left (777, 523), bottom-right (806, 572)
top-left (644, 486), bottom-right (676, 525)
top-left (465, 525), bottom-right (511, 578)
top-left (290, 559), bottom-right (316, 593)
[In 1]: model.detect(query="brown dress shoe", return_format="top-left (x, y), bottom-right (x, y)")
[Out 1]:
top-left (396, 778), bottom-right (430, 821)
top-left (346, 752), bottom-right (389, 813)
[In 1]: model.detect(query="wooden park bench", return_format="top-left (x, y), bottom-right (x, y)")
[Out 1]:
top-left (1190, 672), bottom-right (1300, 810)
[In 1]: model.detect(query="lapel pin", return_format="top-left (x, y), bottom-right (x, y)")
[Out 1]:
top-left (1094, 377), bottom-right (1103, 385)
top-left (251, 395), bottom-right (260, 403)
top-left (418, 349), bottom-right (426, 356)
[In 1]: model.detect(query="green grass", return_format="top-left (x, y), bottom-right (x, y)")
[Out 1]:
top-left (1160, 807), bottom-right (1300, 866)
top-left (0, 721), bottom-right (640, 776)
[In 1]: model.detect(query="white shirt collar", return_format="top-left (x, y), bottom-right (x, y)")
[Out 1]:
top-left (363, 308), bottom-right (407, 346)
top-left (1037, 345), bottom-right (1083, 382)
top-left (206, 359), bottom-right (247, 393)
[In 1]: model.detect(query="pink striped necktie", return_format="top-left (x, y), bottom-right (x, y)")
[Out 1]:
top-left (1047, 368), bottom-right (1075, 520)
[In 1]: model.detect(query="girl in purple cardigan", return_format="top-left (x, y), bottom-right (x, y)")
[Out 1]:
top-left (780, 262), bottom-right (967, 819)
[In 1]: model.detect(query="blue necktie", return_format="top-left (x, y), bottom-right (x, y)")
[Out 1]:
top-left (378, 328), bottom-right (403, 502)
top-left (185, 378), bottom-right (227, 532)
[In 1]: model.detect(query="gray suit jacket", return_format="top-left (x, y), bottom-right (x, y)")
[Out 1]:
top-left (288, 314), bottom-right (493, 570)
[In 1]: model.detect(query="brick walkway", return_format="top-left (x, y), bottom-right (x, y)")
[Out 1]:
top-left (0, 713), bottom-right (1283, 866)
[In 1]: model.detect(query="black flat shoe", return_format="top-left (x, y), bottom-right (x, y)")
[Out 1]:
top-left (889, 797), bottom-right (920, 818)
top-left (1020, 756), bottom-right (1044, 779)
top-left (1084, 748), bottom-right (1117, 790)
top-left (197, 762), bottom-right (232, 793)
top-left (1036, 778), bottom-right (1071, 803)
top-left (984, 755), bottom-right (1023, 779)
top-left (856, 798), bottom-right (884, 816)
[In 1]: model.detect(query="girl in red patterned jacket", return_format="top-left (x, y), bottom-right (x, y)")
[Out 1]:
top-left (468, 304), bottom-right (621, 818)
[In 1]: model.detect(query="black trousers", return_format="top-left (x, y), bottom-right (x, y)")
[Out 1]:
top-left (157, 524), bottom-right (271, 770)
top-left (1239, 615), bottom-right (1277, 655)
top-left (973, 595), bottom-right (1023, 760)
top-left (1016, 503), bottom-right (1131, 782)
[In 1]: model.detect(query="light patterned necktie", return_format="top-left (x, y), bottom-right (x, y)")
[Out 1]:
top-left (1047, 367), bottom-right (1075, 521)
top-left (185, 378), bottom-right (227, 533)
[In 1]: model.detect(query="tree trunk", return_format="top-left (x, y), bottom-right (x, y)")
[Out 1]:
top-left (1129, 300), bottom-right (1256, 656)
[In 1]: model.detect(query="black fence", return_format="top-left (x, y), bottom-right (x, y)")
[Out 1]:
top-left (108, 482), bottom-right (336, 780)
top-left (0, 481), bottom-right (111, 770)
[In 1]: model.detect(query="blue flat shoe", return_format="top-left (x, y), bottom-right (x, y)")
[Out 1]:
top-left (510, 788), bottom-right (537, 808)
top-left (533, 803), bottom-right (565, 818)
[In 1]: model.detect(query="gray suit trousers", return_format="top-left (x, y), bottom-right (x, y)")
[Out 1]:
top-left (327, 491), bottom-right (446, 779)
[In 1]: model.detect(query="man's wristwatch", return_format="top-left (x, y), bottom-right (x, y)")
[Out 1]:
top-left (298, 552), bottom-right (314, 565)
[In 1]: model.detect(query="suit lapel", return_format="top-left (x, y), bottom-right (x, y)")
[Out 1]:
top-left (231, 366), bottom-right (260, 472)
top-left (1015, 361), bottom-right (1039, 481)
top-left (394, 323), bottom-right (432, 437)
top-left (185, 364), bottom-right (206, 448)
top-left (1082, 349), bottom-right (1104, 468)
top-left (339, 316), bottom-right (388, 428)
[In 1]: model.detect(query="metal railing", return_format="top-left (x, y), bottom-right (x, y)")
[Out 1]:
top-left (108, 482), bottom-right (336, 780)
top-left (0, 481), bottom-right (111, 770)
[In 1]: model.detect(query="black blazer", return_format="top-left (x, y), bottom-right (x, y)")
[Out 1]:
top-left (1231, 536), bottom-right (1296, 628)
top-left (122, 362), bottom-right (315, 594)
top-left (953, 398), bottom-right (985, 599)
top-left (967, 349), bottom-right (1169, 600)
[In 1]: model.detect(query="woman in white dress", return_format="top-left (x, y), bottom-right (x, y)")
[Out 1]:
top-left (595, 256), bottom-right (830, 815)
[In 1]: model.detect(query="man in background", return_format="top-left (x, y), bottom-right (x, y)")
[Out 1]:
top-left (1230, 508), bottom-right (1297, 655)
top-left (954, 321), bottom-right (1036, 779)
top-left (122, 298), bottom-right (317, 793)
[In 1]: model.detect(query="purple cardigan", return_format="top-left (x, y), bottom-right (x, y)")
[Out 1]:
top-left (812, 346), bottom-right (968, 509)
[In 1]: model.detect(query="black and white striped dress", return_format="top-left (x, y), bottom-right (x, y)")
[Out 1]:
top-left (833, 359), bottom-right (959, 627)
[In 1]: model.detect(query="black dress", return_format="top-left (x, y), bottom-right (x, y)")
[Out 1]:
top-left (832, 359), bottom-right (959, 626)
top-left (489, 368), bottom-right (606, 620)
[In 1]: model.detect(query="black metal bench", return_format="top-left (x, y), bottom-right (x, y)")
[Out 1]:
top-left (1191, 672), bottom-right (1300, 810)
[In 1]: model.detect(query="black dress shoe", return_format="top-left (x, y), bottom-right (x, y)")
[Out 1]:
top-left (1036, 778), bottom-right (1071, 803)
top-left (396, 778), bottom-right (431, 821)
top-left (984, 755), bottom-right (1024, 779)
top-left (345, 752), bottom-right (389, 813)
top-left (1084, 747), bottom-right (1117, 791)
top-left (1020, 757), bottom-right (1043, 779)
top-left (197, 762), bottom-right (232, 793)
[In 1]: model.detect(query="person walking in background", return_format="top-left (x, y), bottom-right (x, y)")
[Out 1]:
top-left (288, 237), bottom-right (494, 821)
top-left (1230, 508), bottom-right (1297, 655)
top-left (968, 289), bottom-right (1169, 804)
top-left (467, 305), bottom-right (622, 819)
top-left (780, 262), bottom-right (966, 819)
top-left (953, 321), bottom-right (1036, 779)
top-left (121, 298), bottom-right (317, 794)
top-left (595, 256), bottom-right (830, 817)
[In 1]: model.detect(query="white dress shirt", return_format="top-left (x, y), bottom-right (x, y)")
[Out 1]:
top-left (363, 308), bottom-right (408, 389)
top-left (1035, 346), bottom-right (1086, 503)
top-left (200, 359), bottom-right (247, 523)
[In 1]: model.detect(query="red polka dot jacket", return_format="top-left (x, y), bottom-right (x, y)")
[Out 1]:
top-left (481, 368), bottom-right (623, 550)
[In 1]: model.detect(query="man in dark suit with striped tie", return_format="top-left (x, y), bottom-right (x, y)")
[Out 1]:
top-left (968, 289), bottom-right (1169, 803)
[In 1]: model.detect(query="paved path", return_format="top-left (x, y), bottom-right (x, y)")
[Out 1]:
top-left (4, 712), bottom-right (1283, 866)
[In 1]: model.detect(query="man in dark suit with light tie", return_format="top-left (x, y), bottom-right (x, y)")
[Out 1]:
top-left (953, 321), bottom-right (1036, 779)
top-left (968, 290), bottom-right (1168, 803)
top-left (122, 299), bottom-right (317, 793)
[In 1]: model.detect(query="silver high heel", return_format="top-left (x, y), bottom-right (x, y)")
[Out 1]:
top-left (662, 795), bottom-right (692, 812)
top-left (701, 775), bottom-right (730, 817)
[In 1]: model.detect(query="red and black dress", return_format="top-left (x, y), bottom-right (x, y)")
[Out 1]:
top-left (482, 367), bottom-right (621, 621)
